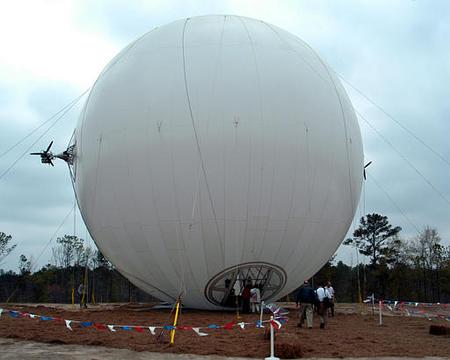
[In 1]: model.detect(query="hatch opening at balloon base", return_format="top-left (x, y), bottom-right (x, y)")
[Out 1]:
top-left (204, 262), bottom-right (287, 308)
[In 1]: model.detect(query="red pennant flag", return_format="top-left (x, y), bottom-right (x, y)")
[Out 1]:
top-left (94, 323), bottom-right (107, 331)
top-left (223, 322), bottom-right (235, 330)
top-left (53, 317), bottom-right (65, 323)
top-left (134, 326), bottom-right (145, 333)
top-left (177, 326), bottom-right (192, 330)
top-left (20, 312), bottom-right (29, 318)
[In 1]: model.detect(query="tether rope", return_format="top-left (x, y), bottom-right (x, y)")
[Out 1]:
top-left (358, 110), bottom-right (450, 207)
top-left (338, 74), bottom-right (450, 168)
top-left (0, 88), bottom-right (89, 160)
top-left (0, 92), bottom-right (87, 180)
top-left (367, 173), bottom-right (421, 233)
top-left (27, 206), bottom-right (74, 269)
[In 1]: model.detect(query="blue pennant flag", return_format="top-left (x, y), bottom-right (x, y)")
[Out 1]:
top-left (163, 325), bottom-right (175, 330)
top-left (8, 311), bottom-right (20, 318)
top-left (40, 316), bottom-right (54, 321)
top-left (121, 326), bottom-right (132, 331)
top-left (207, 324), bottom-right (220, 329)
top-left (81, 321), bottom-right (93, 327)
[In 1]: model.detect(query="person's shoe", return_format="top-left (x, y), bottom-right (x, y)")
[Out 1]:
top-left (320, 323), bottom-right (325, 329)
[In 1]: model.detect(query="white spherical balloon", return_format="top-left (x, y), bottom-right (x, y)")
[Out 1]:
top-left (74, 15), bottom-right (363, 309)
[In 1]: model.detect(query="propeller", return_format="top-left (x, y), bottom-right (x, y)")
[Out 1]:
top-left (363, 161), bottom-right (372, 180)
top-left (30, 141), bottom-right (55, 166)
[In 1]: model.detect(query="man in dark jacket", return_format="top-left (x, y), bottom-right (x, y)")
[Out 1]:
top-left (295, 280), bottom-right (316, 328)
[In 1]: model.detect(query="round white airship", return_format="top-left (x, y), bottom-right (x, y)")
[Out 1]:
top-left (72, 15), bottom-right (363, 309)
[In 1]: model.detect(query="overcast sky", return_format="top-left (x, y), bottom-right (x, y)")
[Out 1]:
top-left (1, 0), bottom-right (449, 272)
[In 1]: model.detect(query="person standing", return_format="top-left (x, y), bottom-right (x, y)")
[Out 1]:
top-left (295, 280), bottom-right (315, 329)
top-left (241, 281), bottom-right (252, 314)
top-left (325, 281), bottom-right (335, 316)
top-left (316, 282), bottom-right (330, 329)
top-left (250, 285), bottom-right (261, 313)
top-left (77, 283), bottom-right (87, 309)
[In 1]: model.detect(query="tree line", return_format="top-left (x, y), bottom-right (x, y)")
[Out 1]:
top-left (0, 233), bottom-right (157, 304)
top-left (1, 213), bottom-right (449, 304)
top-left (312, 213), bottom-right (450, 303)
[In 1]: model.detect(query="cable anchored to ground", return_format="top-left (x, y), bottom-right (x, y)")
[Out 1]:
top-left (337, 74), bottom-right (450, 167)
top-left (0, 89), bottom-right (88, 181)
top-left (0, 88), bottom-right (90, 160)
top-left (357, 110), bottom-right (450, 207)
top-left (367, 173), bottom-right (421, 234)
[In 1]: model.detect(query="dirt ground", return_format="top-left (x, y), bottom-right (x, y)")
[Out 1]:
top-left (0, 303), bottom-right (449, 358)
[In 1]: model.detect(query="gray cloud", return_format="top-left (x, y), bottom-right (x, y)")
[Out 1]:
top-left (1, 0), bottom-right (449, 271)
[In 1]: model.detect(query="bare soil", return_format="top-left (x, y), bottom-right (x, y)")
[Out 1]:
top-left (0, 303), bottom-right (449, 358)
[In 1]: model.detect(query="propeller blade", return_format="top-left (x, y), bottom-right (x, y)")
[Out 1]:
top-left (363, 169), bottom-right (367, 180)
top-left (49, 159), bottom-right (55, 166)
top-left (30, 152), bottom-right (42, 155)
top-left (364, 161), bottom-right (372, 169)
top-left (45, 141), bottom-right (54, 153)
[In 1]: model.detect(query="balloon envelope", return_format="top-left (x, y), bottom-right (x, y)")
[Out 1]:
top-left (74, 15), bottom-right (363, 309)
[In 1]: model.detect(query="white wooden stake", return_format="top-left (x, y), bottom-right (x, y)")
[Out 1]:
top-left (379, 300), bottom-right (383, 326)
top-left (259, 300), bottom-right (264, 326)
top-left (265, 316), bottom-right (280, 360)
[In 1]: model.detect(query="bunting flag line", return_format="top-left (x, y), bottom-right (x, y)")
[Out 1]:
top-left (379, 299), bottom-right (449, 308)
top-left (375, 301), bottom-right (450, 321)
top-left (0, 307), bottom-right (290, 337)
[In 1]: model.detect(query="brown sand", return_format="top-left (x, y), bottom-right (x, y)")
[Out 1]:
top-left (0, 303), bottom-right (449, 358)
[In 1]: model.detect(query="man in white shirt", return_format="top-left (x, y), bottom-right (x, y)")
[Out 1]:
top-left (250, 286), bottom-right (261, 313)
top-left (316, 283), bottom-right (330, 329)
top-left (325, 281), bottom-right (335, 317)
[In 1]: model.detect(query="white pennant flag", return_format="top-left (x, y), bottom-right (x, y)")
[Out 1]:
top-left (0, 308), bottom-right (3, 318)
top-left (192, 327), bottom-right (208, 336)
top-left (394, 301), bottom-right (398, 308)
top-left (237, 322), bottom-right (245, 329)
top-left (415, 302), bottom-right (419, 307)
top-left (29, 314), bottom-right (37, 319)
top-left (107, 325), bottom-right (116, 332)
top-left (148, 326), bottom-right (156, 335)
top-left (65, 320), bottom-right (73, 331)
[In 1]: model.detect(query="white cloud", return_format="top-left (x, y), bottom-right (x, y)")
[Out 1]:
top-left (0, 0), bottom-right (118, 88)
